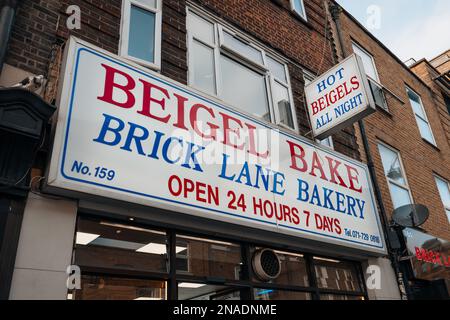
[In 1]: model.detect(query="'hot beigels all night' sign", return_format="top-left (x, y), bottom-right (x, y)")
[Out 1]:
top-left (305, 54), bottom-right (376, 140)
top-left (47, 38), bottom-right (386, 254)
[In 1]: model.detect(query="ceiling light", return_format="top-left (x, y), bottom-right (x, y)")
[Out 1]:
top-left (178, 283), bottom-right (206, 289)
top-left (136, 243), bottom-right (186, 255)
top-left (75, 232), bottom-right (100, 245)
top-left (134, 297), bottom-right (163, 300)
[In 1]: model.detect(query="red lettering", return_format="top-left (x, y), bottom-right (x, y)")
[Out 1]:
top-left (246, 123), bottom-right (269, 159)
top-left (346, 165), bottom-right (363, 193)
top-left (221, 113), bottom-right (244, 150)
top-left (190, 104), bottom-right (219, 140)
top-left (138, 79), bottom-right (171, 123)
top-left (325, 157), bottom-right (348, 188)
top-left (287, 141), bottom-right (308, 172)
top-left (98, 64), bottom-right (136, 108)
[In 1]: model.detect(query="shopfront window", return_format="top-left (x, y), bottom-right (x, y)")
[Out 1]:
top-left (74, 218), bottom-right (168, 273)
top-left (178, 283), bottom-right (241, 300)
top-left (72, 216), bottom-right (367, 300)
top-left (251, 247), bottom-right (309, 287)
top-left (254, 289), bottom-right (311, 300)
top-left (314, 257), bottom-right (363, 292)
top-left (320, 294), bottom-right (364, 300)
top-left (71, 275), bottom-right (166, 300)
top-left (176, 235), bottom-right (242, 280)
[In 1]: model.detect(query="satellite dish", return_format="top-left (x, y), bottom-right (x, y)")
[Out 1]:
top-left (392, 204), bottom-right (429, 228)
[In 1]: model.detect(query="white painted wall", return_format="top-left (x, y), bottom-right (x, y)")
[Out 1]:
top-left (9, 193), bottom-right (77, 300)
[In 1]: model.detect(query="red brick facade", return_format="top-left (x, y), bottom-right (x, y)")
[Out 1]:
top-left (3, 0), bottom-right (361, 160)
top-left (333, 6), bottom-right (450, 240)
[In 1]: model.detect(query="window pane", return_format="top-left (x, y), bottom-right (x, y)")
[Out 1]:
top-left (254, 289), bottom-right (311, 300)
top-left (136, 0), bottom-right (157, 9)
top-left (407, 89), bottom-right (426, 118)
top-left (74, 219), bottom-right (168, 273)
top-left (389, 183), bottom-right (413, 209)
top-left (72, 275), bottom-right (166, 300)
top-left (353, 44), bottom-right (378, 81)
top-left (292, 0), bottom-right (306, 17)
top-left (378, 144), bottom-right (406, 185)
top-left (273, 81), bottom-right (294, 128)
top-left (416, 116), bottom-right (435, 144)
top-left (176, 235), bottom-right (242, 280)
top-left (319, 137), bottom-right (333, 149)
top-left (191, 40), bottom-right (216, 95)
top-left (188, 12), bottom-right (214, 44)
top-left (314, 257), bottom-right (362, 292)
top-left (435, 177), bottom-right (450, 208)
top-left (222, 31), bottom-right (264, 65)
top-left (369, 80), bottom-right (388, 110)
top-left (178, 283), bottom-right (241, 300)
top-left (267, 56), bottom-right (287, 82)
top-left (128, 5), bottom-right (156, 63)
top-left (219, 55), bottom-right (270, 121)
top-left (251, 248), bottom-right (309, 287)
top-left (320, 294), bottom-right (364, 300)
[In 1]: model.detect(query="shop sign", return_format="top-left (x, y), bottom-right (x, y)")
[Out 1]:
top-left (402, 228), bottom-right (450, 281)
top-left (305, 54), bottom-right (376, 140)
top-left (47, 38), bottom-right (386, 254)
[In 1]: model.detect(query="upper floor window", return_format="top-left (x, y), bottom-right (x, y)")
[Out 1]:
top-left (406, 87), bottom-right (436, 146)
top-left (187, 9), bottom-right (298, 131)
top-left (120, 0), bottom-right (162, 70)
top-left (352, 43), bottom-right (388, 111)
top-left (378, 143), bottom-right (413, 209)
top-left (290, 0), bottom-right (307, 20)
top-left (434, 175), bottom-right (450, 223)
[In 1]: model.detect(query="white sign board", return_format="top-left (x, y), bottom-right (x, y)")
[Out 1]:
top-left (47, 38), bottom-right (386, 255)
top-left (305, 54), bottom-right (376, 140)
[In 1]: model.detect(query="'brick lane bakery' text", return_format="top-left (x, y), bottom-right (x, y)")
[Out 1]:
top-left (92, 63), bottom-right (367, 226)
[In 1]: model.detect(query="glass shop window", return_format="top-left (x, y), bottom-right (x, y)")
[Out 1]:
top-left (176, 235), bottom-right (243, 281)
top-left (70, 275), bottom-right (166, 300)
top-left (74, 218), bottom-right (168, 274)
top-left (187, 9), bottom-right (298, 131)
top-left (251, 247), bottom-right (310, 287)
top-left (313, 257), bottom-right (363, 292)
top-left (254, 288), bottom-right (311, 300)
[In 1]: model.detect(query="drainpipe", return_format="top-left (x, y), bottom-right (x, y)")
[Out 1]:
top-left (328, 1), bottom-right (410, 300)
top-left (0, 0), bottom-right (19, 76)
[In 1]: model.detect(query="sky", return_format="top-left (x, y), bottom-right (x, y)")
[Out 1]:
top-left (336, 0), bottom-right (450, 62)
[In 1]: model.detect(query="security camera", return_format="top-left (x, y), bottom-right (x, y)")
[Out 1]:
top-left (12, 75), bottom-right (45, 92)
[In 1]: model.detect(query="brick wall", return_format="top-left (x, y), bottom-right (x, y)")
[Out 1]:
top-left (4, 0), bottom-right (361, 160)
top-left (337, 10), bottom-right (450, 239)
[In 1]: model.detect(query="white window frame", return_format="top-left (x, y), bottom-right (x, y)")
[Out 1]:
top-left (351, 42), bottom-right (380, 82)
top-left (434, 174), bottom-right (450, 223)
top-left (352, 42), bottom-right (390, 112)
top-left (378, 142), bottom-right (414, 209)
top-left (405, 86), bottom-right (437, 146)
top-left (119, 0), bottom-right (162, 71)
top-left (290, 0), bottom-right (308, 21)
top-left (186, 7), bottom-right (299, 133)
